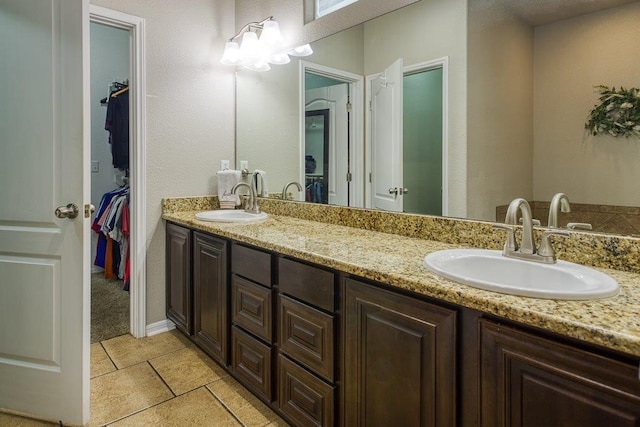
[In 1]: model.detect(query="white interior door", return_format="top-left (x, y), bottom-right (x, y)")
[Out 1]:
top-left (0, 0), bottom-right (89, 424)
top-left (371, 58), bottom-right (404, 212)
top-left (326, 84), bottom-right (349, 206)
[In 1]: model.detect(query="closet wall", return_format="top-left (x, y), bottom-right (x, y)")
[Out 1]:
top-left (90, 22), bottom-right (129, 271)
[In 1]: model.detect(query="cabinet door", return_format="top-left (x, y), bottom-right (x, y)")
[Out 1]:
top-left (193, 231), bottom-right (228, 365)
top-left (343, 278), bottom-right (456, 427)
top-left (166, 223), bottom-right (192, 335)
top-left (480, 319), bottom-right (640, 426)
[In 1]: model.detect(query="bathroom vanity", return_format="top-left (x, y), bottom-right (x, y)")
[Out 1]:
top-left (163, 199), bottom-right (640, 426)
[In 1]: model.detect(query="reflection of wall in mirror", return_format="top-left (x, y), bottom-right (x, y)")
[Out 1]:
top-left (468, 1), bottom-right (640, 221)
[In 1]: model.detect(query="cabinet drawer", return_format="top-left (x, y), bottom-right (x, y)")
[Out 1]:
top-left (279, 257), bottom-right (335, 312)
top-left (231, 326), bottom-right (273, 402)
top-left (279, 295), bottom-right (334, 381)
top-left (232, 243), bottom-right (272, 287)
top-left (279, 354), bottom-right (335, 427)
top-left (232, 275), bottom-right (273, 342)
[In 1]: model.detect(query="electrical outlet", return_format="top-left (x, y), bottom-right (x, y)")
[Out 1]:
top-left (240, 160), bottom-right (248, 171)
top-left (220, 160), bottom-right (230, 170)
top-left (91, 160), bottom-right (99, 173)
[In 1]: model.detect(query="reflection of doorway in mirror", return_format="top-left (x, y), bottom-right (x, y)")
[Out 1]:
top-left (367, 58), bottom-right (447, 216)
top-left (305, 110), bottom-right (330, 203)
top-left (404, 67), bottom-right (443, 216)
top-left (305, 69), bottom-right (355, 206)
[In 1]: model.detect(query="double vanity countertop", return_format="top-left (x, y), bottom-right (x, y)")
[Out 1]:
top-left (162, 198), bottom-right (640, 358)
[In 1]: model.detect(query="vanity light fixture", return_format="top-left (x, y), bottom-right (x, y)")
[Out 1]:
top-left (220, 17), bottom-right (313, 71)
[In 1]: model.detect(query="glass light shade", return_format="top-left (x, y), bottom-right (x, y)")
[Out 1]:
top-left (268, 52), bottom-right (290, 65)
top-left (220, 41), bottom-right (242, 65)
top-left (246, 61), bottom-right (271, 72)
top-left (239, 31), bottom-right (261, 62)
top-left (289, 44), bottom-right (313, 57)
top-left (260, 20), bottom-right (283, 49)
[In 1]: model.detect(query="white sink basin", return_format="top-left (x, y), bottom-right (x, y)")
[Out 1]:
top-left (423, 249), bottom-right (619, 300)
top-left (195, 210), bottom-right (268, 223)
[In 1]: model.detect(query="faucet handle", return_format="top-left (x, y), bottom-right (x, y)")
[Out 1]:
top-left (567, 222), bottom-right (593, 230)
top-left (519, 218), bottom-right (541, 226)
top-left (537, 229), bottom-right (570, 261)
top-left (493, 223), bottom-right (517, 252)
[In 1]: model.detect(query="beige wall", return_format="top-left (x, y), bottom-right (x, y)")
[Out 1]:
top-left (467, 7), bottom-right (534, 221)
top-left (234, 0), bottom-right (418, 49)
top-left (533, 2), bottom-right (640, 206)
top-left (91, 0), bottom-right (236, 326)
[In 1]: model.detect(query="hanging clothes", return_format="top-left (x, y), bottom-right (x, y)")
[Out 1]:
top-left (105, 86), bottom-right (129, 170)
top-left (93, 186), bottom-right (130, 290)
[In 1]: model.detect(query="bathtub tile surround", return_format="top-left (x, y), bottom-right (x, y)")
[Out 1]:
top-left (498, 201), bottom-right (640, 236)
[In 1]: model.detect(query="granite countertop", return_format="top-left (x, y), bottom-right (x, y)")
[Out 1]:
top-left (162, 210), bottom-right (640, 358)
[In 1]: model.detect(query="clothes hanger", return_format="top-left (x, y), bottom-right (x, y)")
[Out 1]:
top-left (111, 86), bottom-right (129, 98)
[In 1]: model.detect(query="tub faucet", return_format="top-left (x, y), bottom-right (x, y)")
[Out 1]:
top-left (282, 181), bottom-right (303, 200)
top-left (232, 182), bottom-right (260, 214)
top-left (548, 193), bottom-right (570, 228)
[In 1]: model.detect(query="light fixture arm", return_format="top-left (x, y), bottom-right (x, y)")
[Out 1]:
top-left (228, 16), bottom-right (274, 42)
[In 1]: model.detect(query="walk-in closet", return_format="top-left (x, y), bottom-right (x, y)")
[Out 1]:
top-left (90, 21), bottom-right (130, 343)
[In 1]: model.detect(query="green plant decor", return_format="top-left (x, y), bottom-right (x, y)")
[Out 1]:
top-left (585, 85), bottom-right (640, 138)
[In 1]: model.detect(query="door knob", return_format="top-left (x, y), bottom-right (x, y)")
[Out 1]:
top-left (55, 203), bottom-right (79, 219)
top-left (388, 187), bottom-right (398, 195)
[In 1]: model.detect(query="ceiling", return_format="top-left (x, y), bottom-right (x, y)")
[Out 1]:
top-left (475, 0), bottom-right (639, 26)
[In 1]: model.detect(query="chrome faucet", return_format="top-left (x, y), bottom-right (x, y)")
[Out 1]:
top-left (504, 198), bottom-right (536, 254)
top-left (548, 192), bottom-right (570, 228)
top-left (281, 181), bottom-right (303, 200)
top-left (232, 182), bottom-right (260, 214)
top-left (494, 197), bottom-right (569, 263)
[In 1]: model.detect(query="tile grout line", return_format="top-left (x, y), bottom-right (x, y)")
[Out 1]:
top-left (99, 361), bottom-right (176, 427)
top-left (146, 360), bottom-right (178, 398)
top-left (202, 384), bottom-right (248, 427)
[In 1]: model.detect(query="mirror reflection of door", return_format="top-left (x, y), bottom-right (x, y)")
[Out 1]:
top-left (305, 72), bottom-right (351, 205)
top-left (404, 66), bottom-right (443, 216)
top-left (305, 110), bottom-right (329, 203)
top-left (369, 59), bottom-right (444, 216)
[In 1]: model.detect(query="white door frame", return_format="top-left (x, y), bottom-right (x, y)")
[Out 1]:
top-left (365, 57), bottom-right (449, 215)
top-left (299, 60), bottom-right (364, 207)
top-left (89, 5), bottom-right (146, 338)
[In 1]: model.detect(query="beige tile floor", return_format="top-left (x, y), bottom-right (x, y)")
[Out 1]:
top-left (1, 331), bottom-right (290, 427)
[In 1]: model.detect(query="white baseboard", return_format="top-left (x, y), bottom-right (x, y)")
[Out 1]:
top-left (145, 319), bottom-right (176, 337)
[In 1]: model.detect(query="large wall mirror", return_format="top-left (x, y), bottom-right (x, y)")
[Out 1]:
top-left (236, 0), bottom-right (640, 236)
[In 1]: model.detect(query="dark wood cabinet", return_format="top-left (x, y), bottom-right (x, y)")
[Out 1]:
top-left (343, 277), bottom-right (457, 427)
top-left (166, 223), bottom-right (192, 335)
top-left (167, 222), bottom-right (640, 427)
top-left (230, 243), bottom-right (276, 403)
top-left (192, 231), bottom-right (228, 365)
top-left (480, 319), bottom-right (640, 427)
top-left (277, 257), bottom-right (337, 427)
